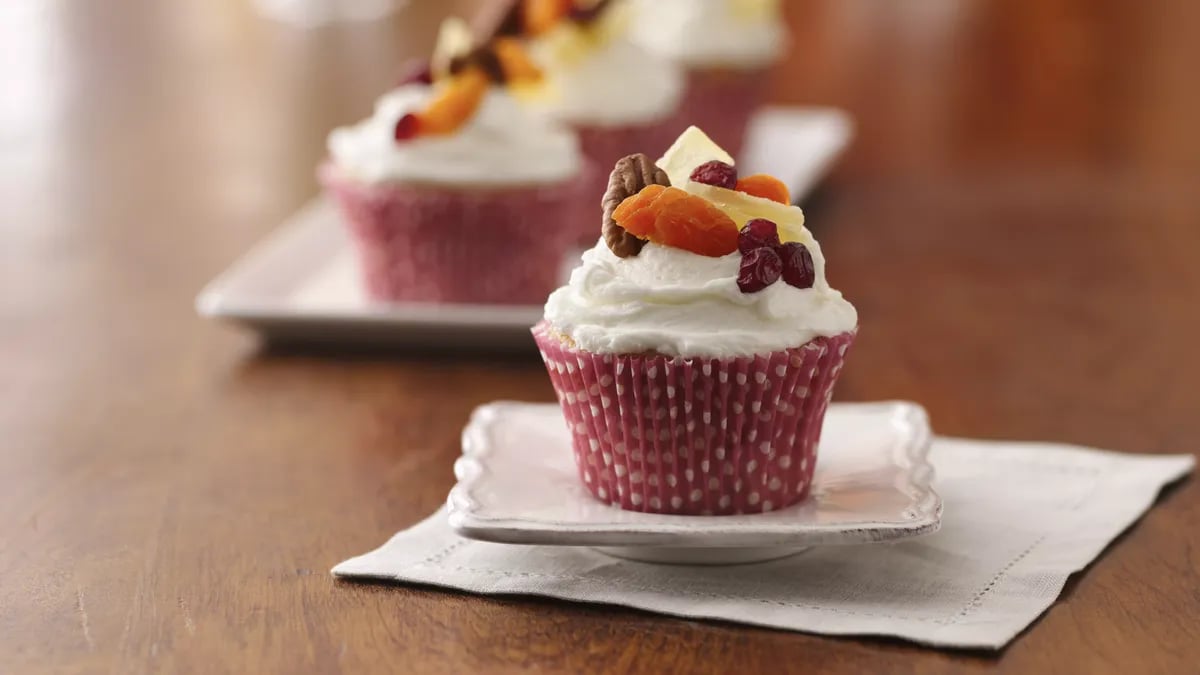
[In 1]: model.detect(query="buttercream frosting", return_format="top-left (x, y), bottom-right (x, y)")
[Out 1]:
top-left (544, 238), bottom-right (857, 359)
top-left (327, 84), bottom-right (581, 186)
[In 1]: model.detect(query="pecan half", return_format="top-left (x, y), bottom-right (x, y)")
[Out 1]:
top-left (602, 154), bottom-right (670, 258)
top-left (449, 46), bottom-right (506, 85)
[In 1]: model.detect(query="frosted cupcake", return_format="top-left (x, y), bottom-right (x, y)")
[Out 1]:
top-left (630, 0), bottom-right (787, 158)
top-left (321, 23), bottom-right (583, 304)
top-left (486, 0), bottom-right (685, 243)
top-left (533, 127), bottom-right (857, 515)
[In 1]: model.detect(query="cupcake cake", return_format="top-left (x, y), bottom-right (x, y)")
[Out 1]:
top-left (321, 20), bottom-right (583, 304)
top-left (483, 0), bottom-right (686, 243)
top-left (630, 0), bottom-right (787, 158)
top-left (533, 126), bottom-right (857, 515)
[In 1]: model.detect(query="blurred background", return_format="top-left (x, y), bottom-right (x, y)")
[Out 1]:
top-left (5, 0), bottom-right (1197, 301)
top-left (6, 0), bottom-right (1197, 268)
top-left (4, 0), bottom-right (1197, 431)
top-left (2, 0), bottom-right (1197, 447)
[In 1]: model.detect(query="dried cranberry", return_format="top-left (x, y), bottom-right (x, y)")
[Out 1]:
top-left (738, 218), bottom-right (781, 255)
top-left (737, 247), bottom-right (783, 293)
top-left (397, 59), bottom-right (433, 86)
top-left (393, 113), bottom-right (420, 142)
top-left (689, 160), bottom-right (738, 189)
top-left (780, 242), bottom-right (815, 289)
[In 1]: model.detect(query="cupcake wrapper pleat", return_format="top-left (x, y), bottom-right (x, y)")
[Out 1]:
top-left (321, 164), bottom-right (582, 305)
top-left (533, 322), bottom-right (855, 515)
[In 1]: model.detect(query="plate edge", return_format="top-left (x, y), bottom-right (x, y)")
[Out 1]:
top-left (447, 401), bottom-right (944, 547)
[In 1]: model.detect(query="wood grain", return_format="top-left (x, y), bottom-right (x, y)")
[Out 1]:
top-left (1, 0), bottom-right (1198, 672)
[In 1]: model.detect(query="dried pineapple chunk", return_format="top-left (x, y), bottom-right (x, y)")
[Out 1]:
top-left (656, 126), bottom-right (735, 189)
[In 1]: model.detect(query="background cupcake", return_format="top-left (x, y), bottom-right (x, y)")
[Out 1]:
top-left (534, 127), bottom-right (857, 515)
top-left (486, 0), bottom-right (686, 243)
top-left (630, 0), bottom-right (787, 159)
top-left (321, 23), bottom-right (583, 304)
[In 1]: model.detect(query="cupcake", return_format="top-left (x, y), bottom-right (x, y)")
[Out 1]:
top-left (320, 21), bottom-right (584, 304)
top-left (630, 0), bottom-right (787, 159)
top-left (533, 126), bottom-right (857, 515)
top-left (483, 0), bottom-right (686, 244)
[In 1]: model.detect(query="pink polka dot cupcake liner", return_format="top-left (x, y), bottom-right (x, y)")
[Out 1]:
top-left (320, 163), bottom-right (583, 305)
top-left (532, 321), bottom-right (856, 516)
top-left (679, 67), bottom-right (771, 161)
top-left (570, 117), bottom-right (687, 244)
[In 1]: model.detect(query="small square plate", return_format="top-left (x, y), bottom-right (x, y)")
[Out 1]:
top-left (195, 107), bottom-right (853, 351)
top-left (448, 401), bottom-right (941, 564)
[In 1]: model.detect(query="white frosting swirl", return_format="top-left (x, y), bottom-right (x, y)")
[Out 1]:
top-left (524, 32), bottom-right (684, 127)
top-left (545, 240), bottom-right (857, 358)
top-left (630, 0), bottom-right (787, 69)
top-left (327, 85), bottom-right (581, 186)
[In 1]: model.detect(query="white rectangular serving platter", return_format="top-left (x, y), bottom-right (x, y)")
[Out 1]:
top-left (196, 107), bottom-right (854, 351)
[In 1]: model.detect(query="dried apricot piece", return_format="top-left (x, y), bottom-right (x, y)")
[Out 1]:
top-left (415, 67), bottom-right (490, 136)
top-left (523, 0), bottom-right (572, 35)
top-left (735, 174), bottom-right (791, 205)
top-left (612, 184), bottom-right (666, 223)
top-left (492, 38), bottom-right (542, 83)
top-left (613, 186), bottom-right (739, 257)
top-left (655, 194), bottom-right (739, 257)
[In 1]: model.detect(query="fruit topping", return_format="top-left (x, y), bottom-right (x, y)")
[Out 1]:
top-left (431, 17), bottom-right (474, 82)
top-left (779, 242), bottom-right (816, 289)
top-left (686, 181), bottom-right (806, 239)
top-left (481, 0), bottom-right (614, 42)
top-left (689, 160), bottom-right (738, 190)
top-left (733, 218), bottom-right (817, 292)
top-left (737, 247), bottom-right (783, 293)
top-left (738, 218), bottom-right (781, 254)
top-left (612, 185), bottom-right (739, 257)
top-left (612, 184), bottom-right (666, 221)
top-left (411, 67), bottom-right (491, 137)
top-left (735, 174), bottom-right (791, 204)
top-left (396, 17), bottom-right (549, 143)
top-left (524, 0), bottom-right (573, 35)
top-left (657, 126), bottom-right (736, 188)
top-left (393, 113), bottom-right (420, 141)
top-left (491, 37), bottom-right (543, 82)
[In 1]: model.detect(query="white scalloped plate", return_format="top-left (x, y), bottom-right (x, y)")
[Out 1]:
top-left (195, 107), bottom-right (853, 350)
top-left (447, 401), bottom-right (941, 564)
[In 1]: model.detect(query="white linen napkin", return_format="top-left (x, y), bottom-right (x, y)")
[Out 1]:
top-left (333, 437), bottom-right (1192, 650)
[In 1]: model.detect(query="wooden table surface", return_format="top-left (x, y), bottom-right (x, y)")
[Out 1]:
top-left (3, 0), bottom-right (1199, 672)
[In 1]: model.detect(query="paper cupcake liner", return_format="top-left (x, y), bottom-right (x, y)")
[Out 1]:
top-left (680, 67), bottom-right (771, 160)
top-left (320, 164), bottom-right (582, 305)
top-left (570, 117), bottom-right (687, 244)
top-left (532, 322), bottom-right (855, 515)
